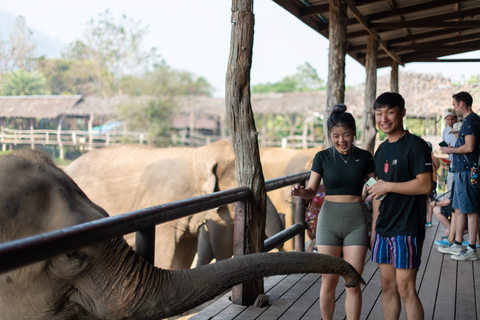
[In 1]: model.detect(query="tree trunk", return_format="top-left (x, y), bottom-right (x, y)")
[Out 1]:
top-left (360, 36), bottom-right (378, 155)
top-left (225, 0), bottom-right (266, 306)
top-left (324, 0), bottom-right (347, 144)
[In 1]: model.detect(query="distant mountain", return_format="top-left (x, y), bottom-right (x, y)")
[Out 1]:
top-left (0, 10), bottom-right (66, 59)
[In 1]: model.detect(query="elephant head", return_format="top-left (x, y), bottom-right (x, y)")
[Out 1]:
top-left (0, 150), bottom-right (364, 319)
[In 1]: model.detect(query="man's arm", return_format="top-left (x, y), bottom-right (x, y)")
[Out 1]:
top-left (442, 134), bottom-right (476, 154)
top-left (370, 197), bottom-right (380, 248)
top-left (367, 171), bottom-right (432, 200)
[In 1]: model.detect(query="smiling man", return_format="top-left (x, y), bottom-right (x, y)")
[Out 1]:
top-left (367, 92), bottom-right (433, 320)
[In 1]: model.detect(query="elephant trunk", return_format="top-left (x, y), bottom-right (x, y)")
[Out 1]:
top-left (131, 251), bottom-right (364, 319)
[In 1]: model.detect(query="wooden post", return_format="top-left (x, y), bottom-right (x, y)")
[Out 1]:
top-left (30, 119), bottom-right (34, 150)
top-left (324, 0), bottom-right (347, 145)
top-left (360, 36), bottom-right (378, 155)
top-left (226, 0), bottom-right (267, 306)
top-left (390, 61), bottom-right (399, 93)
top-left (88, 112), bottom-right (94, 151)
top-left (189, 111), bottom-right (195, 145)
top-left (57, 116), bottom-right (65, 160)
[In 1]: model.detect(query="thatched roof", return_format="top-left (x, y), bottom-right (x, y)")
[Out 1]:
top-left (0, 95), bottom-right (121, 119)
top-left (176, 72), bottom-right (480, 119)
top-left (1, 72), bottom-right (479, 120)
top-left (0, 95), bottom-right (84, 119)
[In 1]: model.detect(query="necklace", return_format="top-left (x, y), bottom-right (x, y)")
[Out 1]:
top-left (337, 150), bottom-right (350, 164)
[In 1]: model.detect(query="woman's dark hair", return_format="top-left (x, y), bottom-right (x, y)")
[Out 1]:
top-left (327, 104), bottom-right (356, 141)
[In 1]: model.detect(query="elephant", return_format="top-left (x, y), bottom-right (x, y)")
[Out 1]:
top-left (65, 140), bottom-right (284, 269)
top-left (260, 145), bottom-right (325, 251)
top-left (0, 149), bottom-right (364, 319)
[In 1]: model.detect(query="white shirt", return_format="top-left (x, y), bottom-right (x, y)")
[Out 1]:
top-left (442, 126), bottom-right (457, 161)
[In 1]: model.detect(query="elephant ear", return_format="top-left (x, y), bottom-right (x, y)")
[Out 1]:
top-left (201, 160), bottom-right (219, 195)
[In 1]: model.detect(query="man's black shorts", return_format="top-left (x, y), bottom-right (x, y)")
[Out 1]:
top-left (441, 206), bottom-right (454, 218)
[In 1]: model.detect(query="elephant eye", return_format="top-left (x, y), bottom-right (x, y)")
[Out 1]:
top-left (65, 250), bottom-right (86, 262)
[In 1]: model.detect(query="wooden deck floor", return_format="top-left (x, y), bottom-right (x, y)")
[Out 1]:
top-left (190, 220), bottom-right (479, 320)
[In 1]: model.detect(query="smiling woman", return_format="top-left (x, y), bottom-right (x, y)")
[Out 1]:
top-left (290, 104), bottom-right (374, 320)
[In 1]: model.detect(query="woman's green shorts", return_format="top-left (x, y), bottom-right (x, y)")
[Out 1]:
top-left (315, 200), bottom-right (369, 247)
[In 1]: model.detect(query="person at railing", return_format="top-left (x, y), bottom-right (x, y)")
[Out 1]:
top-left (291, 104), bottom-right (374, 320)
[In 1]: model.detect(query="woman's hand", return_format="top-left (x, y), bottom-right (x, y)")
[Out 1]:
top-left (290, 184), bottom-right (305, 196)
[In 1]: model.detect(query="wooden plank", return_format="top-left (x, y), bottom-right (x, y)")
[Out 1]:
top-left (455, 261), bottom-right (476, 319)
top-left (474, 260), bottom-right (480, 319)
top-left (189, 275), bottom-right (287, 320)
top-left (434, 252), bottom-right (457, 319)
top-left (417, 229), bottom-right (443, 319)
top-left (268, 273), bottom-right (322, 320)
top-left (281, 275), bottom-right (322, 320)
top-left (236, 273), bottom-right (310, 319)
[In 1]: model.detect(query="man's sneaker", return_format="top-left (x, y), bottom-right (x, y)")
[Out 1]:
top-left (452, 247), bottom-right (479, 261)
top-left (435, 239), bottom-right (452, 247)
top-left (461, 241), bottom-right (480, 248)
top-left (425, 222), bottom-right (432, 227)
top-left (438, 243), bottom-right (464, 255)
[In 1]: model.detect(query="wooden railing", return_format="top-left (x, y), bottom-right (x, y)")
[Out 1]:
top-left (0, 127), bottom-right (147, 150)
top-left (0, 127), bottom-right (324, 152)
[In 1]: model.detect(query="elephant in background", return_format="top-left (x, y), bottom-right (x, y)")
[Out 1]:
top-left (196, 195), bottom-right (283, 266)
top-left (260, 145), bottom-right (324, 251)
top-left (0, 149), bottom-right (364, 320)
top-left (65, 140), bottom-right (284, 269)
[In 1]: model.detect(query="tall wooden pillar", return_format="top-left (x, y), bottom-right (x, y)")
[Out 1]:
top-left (324, 0), bottom-right (347, 144)
top-left (360, 35), bottom-right (378, 155)
top-left (226, 0), bottom-right (267, 306)
top-left (391, 61), bottom-right (399, 93)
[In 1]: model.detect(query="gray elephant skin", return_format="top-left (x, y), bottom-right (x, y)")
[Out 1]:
top-left (65, 140), bottom-right (284, 269)
top-left (0, 149), bottom-right (364, 319)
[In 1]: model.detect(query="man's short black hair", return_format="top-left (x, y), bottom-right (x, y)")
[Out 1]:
top-left (453, 91), bottom-right (473, 107)
top-left (374, 92), bottom-right (405, 110)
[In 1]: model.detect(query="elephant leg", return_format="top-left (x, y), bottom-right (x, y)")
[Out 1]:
top-left (196, 220), bottom-right (234, 267)
top-left (196, 223), bottom-right (215, 267)
top-left (265, 196), bottom-right (285, 238)
top-left (155, 223), bottom-right (197, 270)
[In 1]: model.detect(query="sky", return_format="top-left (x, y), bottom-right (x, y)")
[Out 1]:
top-left (1, 0), bottom-right (479, 97)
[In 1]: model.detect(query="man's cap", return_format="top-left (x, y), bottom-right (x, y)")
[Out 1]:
top-left (451, 121), bottom-right (462, 133)
top-left (444, 108), bottom-right (456, 118)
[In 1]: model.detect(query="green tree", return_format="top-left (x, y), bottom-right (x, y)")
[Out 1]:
top-left (34, 58), bottom-right (98, 95)
top-left (466, 75), bottom-right (480, 84)
top-left (252, 62), bottom-right (325, 94)
top-left (119, 62), bottom-right (213, 97)
top-left (63, 10), bottom-right (161, 97)
top-left (117, 98), bottom-right (173, 146)
top-left (0, 69), bottom-right (49, 95)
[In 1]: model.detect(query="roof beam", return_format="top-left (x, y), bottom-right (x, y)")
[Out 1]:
top-left (371, 8), bottom-right (480, 28)
top-left (366, 0), bottom-right (465, 22)
top-left (299, 4), bottom-right (329, 18)
top-left (345, 1), bottom-right (402, 64)
top-left (349, 31), bottom-right (480, 52)
top-left (373, 21), bottom-right (480, 28)
top-left (391, 43), bottom-right (480, 51)
top-left (271, 0), bottom-right (329, 37)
